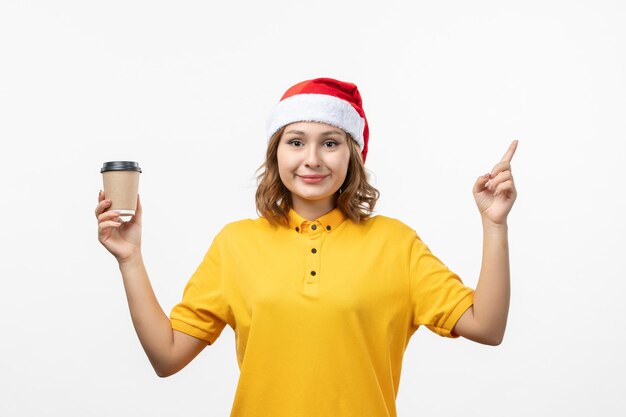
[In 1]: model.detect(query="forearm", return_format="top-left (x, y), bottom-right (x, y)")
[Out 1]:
top-left (118, 253), bottom-right (175, 376)
top-left (472, 218), bottom-right (511, 344)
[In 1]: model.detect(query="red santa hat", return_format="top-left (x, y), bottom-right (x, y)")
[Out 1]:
top-left (266, 77), bottom-right (370, 162)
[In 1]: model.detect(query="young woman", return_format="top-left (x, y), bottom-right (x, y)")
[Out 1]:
top-left (95, 77), bottom-right (518, 417)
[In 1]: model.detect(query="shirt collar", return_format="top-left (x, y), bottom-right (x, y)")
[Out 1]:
top-left (288, 207), bottom-right (347, 234)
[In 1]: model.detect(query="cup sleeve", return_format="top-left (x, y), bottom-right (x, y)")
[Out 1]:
top-left (409, 235), bottom-right (474, 338)
top-left (169, 236), bottom-right (228, 345)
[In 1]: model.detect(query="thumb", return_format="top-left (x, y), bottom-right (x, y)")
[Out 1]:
top-left (473, 173), bottom-right (490, 195)
top-left (131, 193), bottom-right (142, 221)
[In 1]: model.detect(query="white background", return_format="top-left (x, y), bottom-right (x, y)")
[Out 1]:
top-left (1, 1), bottom-right (624, 416)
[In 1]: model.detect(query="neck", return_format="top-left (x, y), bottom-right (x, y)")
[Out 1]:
top-left (291, 195), bottom-right (337, 221)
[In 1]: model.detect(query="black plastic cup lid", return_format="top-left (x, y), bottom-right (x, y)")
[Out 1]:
top-left (101, 161), bottom-right (142, 173)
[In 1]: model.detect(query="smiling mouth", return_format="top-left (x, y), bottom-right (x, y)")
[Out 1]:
top-left (297, 175), bottom-right (328, 184)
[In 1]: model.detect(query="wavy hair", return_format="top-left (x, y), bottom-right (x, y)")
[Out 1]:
top-left (255, 126), bottom-right (380, 226)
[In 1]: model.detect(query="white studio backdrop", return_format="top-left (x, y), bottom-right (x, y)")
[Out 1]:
top-left (1, 0), bottom-right (624, 416)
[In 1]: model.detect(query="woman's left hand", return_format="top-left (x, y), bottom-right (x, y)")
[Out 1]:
top-left (473, 140), bottom-right (518, 225)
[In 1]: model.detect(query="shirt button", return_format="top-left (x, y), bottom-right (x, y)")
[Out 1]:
top-left (326, 225), bottom-right (331, 231)
top-left (295, 227), bottom-right (299, 232)
top-left (310, 271), bottom-right (316, 276)
top-left (311, 248), bottom-right (317, 254)
top-left (311, 224), bottom-right (317, 230)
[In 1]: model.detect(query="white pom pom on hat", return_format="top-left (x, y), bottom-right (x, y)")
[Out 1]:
top-left (266, 77), bottom-right (370, 162)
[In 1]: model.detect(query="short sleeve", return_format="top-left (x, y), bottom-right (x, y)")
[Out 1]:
top-left (169, 235), bottom-right (229, 345)
top-left (409, 235), bottom-right (474, 338)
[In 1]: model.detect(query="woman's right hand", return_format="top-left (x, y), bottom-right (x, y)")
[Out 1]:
top-left (95, 190), bottom-right (143, 264)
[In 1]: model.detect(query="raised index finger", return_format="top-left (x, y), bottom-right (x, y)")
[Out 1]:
top-left (501, 140), bottom-right (519, 163)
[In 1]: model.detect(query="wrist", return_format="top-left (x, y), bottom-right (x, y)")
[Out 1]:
top-left (481, 216), bottom-right (508, 231)
top-left (118, 250), bottom-right (143, 270)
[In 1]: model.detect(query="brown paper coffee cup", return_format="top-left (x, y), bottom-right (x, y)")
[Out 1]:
top-left (101, 161), bottom-right (142, 218)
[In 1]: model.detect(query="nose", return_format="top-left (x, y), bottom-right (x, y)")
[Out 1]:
top-left (304, 144), bottom-right (321, 168)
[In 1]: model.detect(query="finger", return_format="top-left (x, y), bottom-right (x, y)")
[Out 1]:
top-left (490, 160), bottom-right (511, 178)
top-left (500, 140), bottom-right (519, 163)
top-left (487, 170), bottom-right (513, 191)
top-left (98, 209), bottom-right (123, 224)
top-left (99, 220), bottom-right (122, 234)
top-left (473, 173), bottom-right (491, 194)
top-left (494, 180), bottom-right (516, 197)
top-left (95, 198), bottom-right (112, 217)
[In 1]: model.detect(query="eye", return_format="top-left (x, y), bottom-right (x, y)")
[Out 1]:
top-left (323, 140), bottom-right (338, 148)
top-left (287, 139), bottom-right (304, 147)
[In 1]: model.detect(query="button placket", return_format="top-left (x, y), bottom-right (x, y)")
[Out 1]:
top-left (304, 232), bottom-right (323, 286)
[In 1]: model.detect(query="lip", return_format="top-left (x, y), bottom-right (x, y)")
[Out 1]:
top-left (297, 174), bottom-right (328, 184)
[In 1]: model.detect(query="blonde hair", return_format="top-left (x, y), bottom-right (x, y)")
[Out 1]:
top-left (255, 126), bottom-right (380, 226)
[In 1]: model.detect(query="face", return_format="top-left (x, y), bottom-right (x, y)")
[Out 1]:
top-left (277, 121), bottom-right (351, 213)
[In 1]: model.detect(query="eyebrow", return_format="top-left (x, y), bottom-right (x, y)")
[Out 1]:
top-left (284, 129), bottom-right (344, 136)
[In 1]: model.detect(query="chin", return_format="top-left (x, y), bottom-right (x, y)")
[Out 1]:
top-left (292, 189), bottom-right (335, 201)
top-left (297, 193), bottom-right (330, 201)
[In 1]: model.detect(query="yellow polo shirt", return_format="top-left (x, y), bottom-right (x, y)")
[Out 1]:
top-left (170, 208), bottom-right (474, 417)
